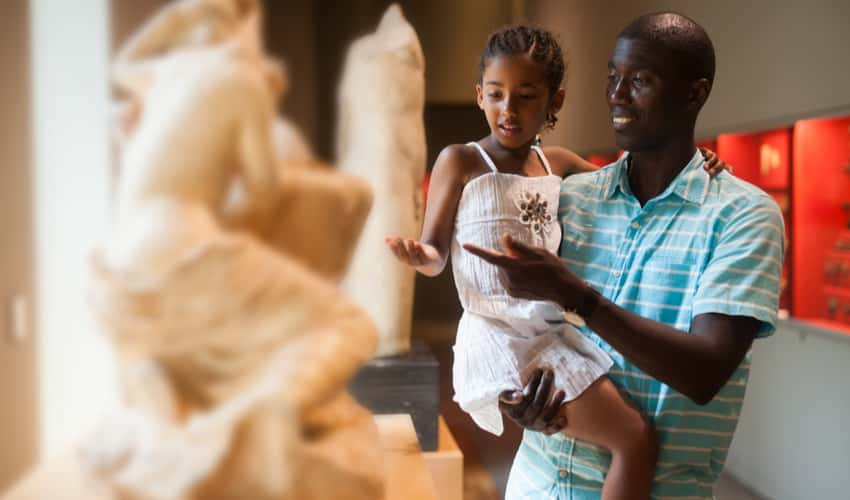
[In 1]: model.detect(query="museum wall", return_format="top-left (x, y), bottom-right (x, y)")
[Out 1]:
top-left (528, 0), bottom-right (850, 155)
top-left (262, 0), bottom-right (517, 158)
top-left (0, 0), bottom-right (38, 492)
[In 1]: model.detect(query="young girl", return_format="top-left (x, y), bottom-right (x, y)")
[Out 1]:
top-left (386, 25), bottom-right (724, 499)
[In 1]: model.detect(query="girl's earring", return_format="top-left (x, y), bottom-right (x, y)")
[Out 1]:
top-left (534, 134), bottom-right (542, 145)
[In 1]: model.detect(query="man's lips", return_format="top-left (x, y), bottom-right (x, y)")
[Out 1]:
top-left (611, 115), bottom-right (634, 130)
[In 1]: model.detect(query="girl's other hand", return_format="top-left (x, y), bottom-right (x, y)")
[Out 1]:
top-left (700, 147), bottom-right (734, 177)
top-left (385, 236), bottom-right (441, 268)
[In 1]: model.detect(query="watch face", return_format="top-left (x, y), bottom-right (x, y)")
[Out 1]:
top-left (562, 310), bottom-right (586, 327)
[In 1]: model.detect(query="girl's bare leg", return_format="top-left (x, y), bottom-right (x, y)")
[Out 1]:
top-left (560, 377), bottom-right (658, 500)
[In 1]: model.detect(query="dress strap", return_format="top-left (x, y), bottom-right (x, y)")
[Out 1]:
top-left (531, 145), bottom-right (553, 175)
top-left (467, 142), bottom-right (499, 173)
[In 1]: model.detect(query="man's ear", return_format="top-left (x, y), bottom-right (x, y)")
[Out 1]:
top-left (689, 78), bottom-right (711, 111)
top-left (475, 83), bottom-right (484, 109)
top-left (549, 88), bottom-right (566, 115)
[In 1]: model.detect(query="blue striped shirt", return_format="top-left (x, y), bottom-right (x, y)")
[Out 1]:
top-left (506, 150), bottom-right (784, 499)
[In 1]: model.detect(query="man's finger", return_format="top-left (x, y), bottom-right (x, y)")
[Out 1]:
top-left (463, 243), bottom-right (513, 266)
top-left (541, 390), bottom-right (565, 425)
top-left (513, 369), bottom-right (542, 418)
top-left (530, 369), bottom-right (554, 416)
top-left (502, 233), bottom-right (538, 258)
top-left (499, 390), bottom-right (523, 405)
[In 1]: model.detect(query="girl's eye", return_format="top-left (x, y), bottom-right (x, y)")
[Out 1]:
top-left (488, 93), bottom-right (502, 98)
top-left (520, 94), bottom-right (537, 100)
top-left (632, 75), bottom-right (644, 85)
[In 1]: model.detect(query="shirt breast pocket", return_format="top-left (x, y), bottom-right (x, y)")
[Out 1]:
top-left (638, 255), bottom-right (698, 323)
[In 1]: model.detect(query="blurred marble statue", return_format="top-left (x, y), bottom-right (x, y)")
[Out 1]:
top-left (111, 0), bottom-right (315, 166)
top-left (338, 4), bottom-right (427, 357)
top-left (83, 1), bottom-right (383, 499)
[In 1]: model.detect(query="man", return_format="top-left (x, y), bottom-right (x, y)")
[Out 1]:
top-left (466, 12), bottom-right (784, 499)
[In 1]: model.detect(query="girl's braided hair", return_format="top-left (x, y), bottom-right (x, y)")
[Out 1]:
top-left (478, 25), bottom-right (566, 130)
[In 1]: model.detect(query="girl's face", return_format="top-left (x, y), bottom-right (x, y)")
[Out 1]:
top-left (476, 54), bottom-right (564, 149)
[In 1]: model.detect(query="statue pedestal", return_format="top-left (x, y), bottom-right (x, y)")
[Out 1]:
top-left (3, 415), bottom-right (453, 500)
top-left (423, 416), bottom-right (463, 500)
top-left (374, 414), bottom-right (438, 500)
top-left (349, 339), bottom-right (439, 451)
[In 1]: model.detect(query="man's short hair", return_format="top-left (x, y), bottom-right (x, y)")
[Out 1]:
top-left (617, 12), bottom-right (715, 84)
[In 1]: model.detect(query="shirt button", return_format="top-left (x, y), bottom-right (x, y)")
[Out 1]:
top-left (613, 270), bottom-right (621, 277)
top-left (630, 221), bottom-right (640, 229)
top-left (559, 468), bottom-right (569, 479)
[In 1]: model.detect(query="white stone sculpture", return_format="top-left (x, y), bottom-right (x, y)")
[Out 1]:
top-left (338, 4), bottom-right (427, 357)
top-left (81, 1), bottom-right (383, 499)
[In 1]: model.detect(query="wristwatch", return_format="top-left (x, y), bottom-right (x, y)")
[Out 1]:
top-left (566, 286), bottom-right (603, 326)
top-left (561, 309), bottom-right (587, 327)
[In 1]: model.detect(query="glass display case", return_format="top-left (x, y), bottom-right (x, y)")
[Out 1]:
top-left (717, 127), bottom-right (792, 314)
top-left (587, 152), bottom-right (620, 167)
top-left (791, 115), bottom-right (850, 330)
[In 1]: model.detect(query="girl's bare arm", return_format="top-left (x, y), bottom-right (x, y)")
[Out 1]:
top-left (542, 146), bottom-right (600, 178)
top-left (386, 145), bottom-right (476, 277)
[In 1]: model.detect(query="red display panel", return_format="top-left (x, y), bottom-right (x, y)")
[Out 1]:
top-left (717, 129), bottom-right (791, 190)
top-left (696, 139), bottom-right (717, 155)
top-left (792, 115), bottom-right (850, 332)
top-left (717, 128), bottom-right (793, 312)
top-left (587, 152), bottom-right (620, 167)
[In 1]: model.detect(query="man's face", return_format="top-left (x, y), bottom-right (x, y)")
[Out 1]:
top-left (606, 37), bottom-right (691, 152)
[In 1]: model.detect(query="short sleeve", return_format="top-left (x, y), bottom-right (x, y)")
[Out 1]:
top-left (692, 196), bottom-right (785, 337)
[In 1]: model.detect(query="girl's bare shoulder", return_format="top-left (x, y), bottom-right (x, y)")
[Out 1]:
top-left (433, 143), bottom-right (491, 184)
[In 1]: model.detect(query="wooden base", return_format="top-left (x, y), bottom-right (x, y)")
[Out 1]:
top-left (423, 416), bottom-right (464, 500)
top-left (374, 414), bottom-right (438, 500)
top-left (349, 339), bottom-right (440, 451)
top-left (3, 414), bottom-right (456, 500)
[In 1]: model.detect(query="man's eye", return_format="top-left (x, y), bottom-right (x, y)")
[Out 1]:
top-left (520, 94), bottom-right (537, 100)
top-left (488, 93), bottom-right (501, 98)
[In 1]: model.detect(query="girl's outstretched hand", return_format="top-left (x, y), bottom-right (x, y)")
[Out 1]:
top-left (700, 147), bottom-right (734, 177)
top-left (385, 236), bottom-right (442, 274)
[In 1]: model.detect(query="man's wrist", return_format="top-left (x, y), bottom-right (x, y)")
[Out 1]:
top-left (558, 281), bottom-right (603, 326)
top-left (576, 285), bottom-right (603, 321)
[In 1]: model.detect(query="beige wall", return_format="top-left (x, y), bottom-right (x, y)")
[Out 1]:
top-left (528, 0), bottom-right (850, 154)
top-left (0, 0), bottom-right (38, 492)
top-left (527, 0), bottom-right (648, 154)
top-left (263, 0), bottom-right (517, 156)
top-left (111, 0), bottom-right (166, 49)
top-left (266, 2), bottom-right (319, 151)
top-left (405, 0), bottom-right (515, 103)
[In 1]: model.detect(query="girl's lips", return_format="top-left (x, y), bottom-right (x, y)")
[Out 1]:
top-left (499, 124), bottom-right (521, 136)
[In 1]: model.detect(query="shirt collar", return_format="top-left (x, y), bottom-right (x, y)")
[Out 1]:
top-left (604, 149), bottom-right (709, 205)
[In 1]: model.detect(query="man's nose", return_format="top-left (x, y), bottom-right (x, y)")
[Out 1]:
top-left (608, 78), bottom-right (629, 103)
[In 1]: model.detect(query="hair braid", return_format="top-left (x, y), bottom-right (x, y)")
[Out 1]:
top-left (478, 24), bottom-right (566, 130)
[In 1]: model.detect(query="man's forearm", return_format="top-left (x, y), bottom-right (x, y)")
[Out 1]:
top-left (581, 291), bottom-right (752, 405)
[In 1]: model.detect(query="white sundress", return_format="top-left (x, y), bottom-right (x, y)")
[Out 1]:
top-left (451, 142), bottom-right (613, 436)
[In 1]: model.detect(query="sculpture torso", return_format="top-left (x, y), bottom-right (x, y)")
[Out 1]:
top-left (105, 42), bottom-right (278, 277)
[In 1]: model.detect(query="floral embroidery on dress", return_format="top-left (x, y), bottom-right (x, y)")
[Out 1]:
top-left (515, 190), bottom-right (552, 236)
